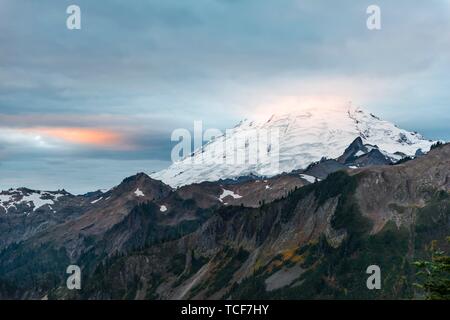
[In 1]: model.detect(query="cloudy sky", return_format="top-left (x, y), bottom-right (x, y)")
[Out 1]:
top-left (0, 0), bottom-right (449, 193)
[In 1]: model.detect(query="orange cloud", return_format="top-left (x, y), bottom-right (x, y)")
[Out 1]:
top-left (22, 127), bottom-right (125, 148)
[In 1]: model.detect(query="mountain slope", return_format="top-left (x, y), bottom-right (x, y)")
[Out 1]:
top-left (77, 143), bottom-right (450, 300)
top-left (0, 188), bottom-right (100, 250)
top-left (152, 106), bottom-right (436, 187)
top-left (0, 144), bottom-right (447, 299)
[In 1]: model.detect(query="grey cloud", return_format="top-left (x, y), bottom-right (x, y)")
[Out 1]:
top-left (0, 0), bottom-right (449, 192)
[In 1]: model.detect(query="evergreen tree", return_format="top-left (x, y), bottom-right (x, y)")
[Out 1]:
top-left (414, 237), bottom-right (450, 300)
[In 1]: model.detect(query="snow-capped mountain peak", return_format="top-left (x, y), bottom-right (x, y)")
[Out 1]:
top-left (152, 105), bottom-right (437, 187)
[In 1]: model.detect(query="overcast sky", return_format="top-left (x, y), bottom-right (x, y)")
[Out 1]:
top-left (0, 0), bottom-right (449, 193)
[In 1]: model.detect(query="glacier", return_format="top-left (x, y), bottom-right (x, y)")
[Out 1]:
top-left (152, 105), bottom-right (436, 187)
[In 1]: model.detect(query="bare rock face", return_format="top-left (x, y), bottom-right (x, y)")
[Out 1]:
top-left (337, 137), bottom-right (369, 163)
top-left (303, 159), bottom-right (348, 180)
top-left (352, 143), bottom-right (450, 233)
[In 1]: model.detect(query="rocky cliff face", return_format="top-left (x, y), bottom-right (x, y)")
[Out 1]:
top-left (0, 144), bottom-right (448, 300)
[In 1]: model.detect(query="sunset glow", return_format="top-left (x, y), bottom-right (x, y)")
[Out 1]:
top-left (250, 95), bottom-right (351, 121)
top-left (22, 127), bottom-right (123, 148)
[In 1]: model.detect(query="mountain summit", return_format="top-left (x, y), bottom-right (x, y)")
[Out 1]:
top-left (152, 106), bottom-right (436, 187)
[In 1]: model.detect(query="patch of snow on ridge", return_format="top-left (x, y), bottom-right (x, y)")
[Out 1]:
top-left (134, 188), bottom-right (145, 197)
top-left (300, 174), bottom-right (316, 184)
top-left (219, 189), bottom-right (242, 202)
top-left (0, 189), bottom-right (67, 213)
top-left (21, 193), bottom-right (55, 211)
top-left (0, 194), bottom-right (12, 201)
top-left (0, 194), bottom-right (16, 213)
top-left (160, 205), bottom-right (167, 212)
top-left (91, 197), bottom-right (103, 204)
top-left (152, 105), bottom-right (437, 187)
